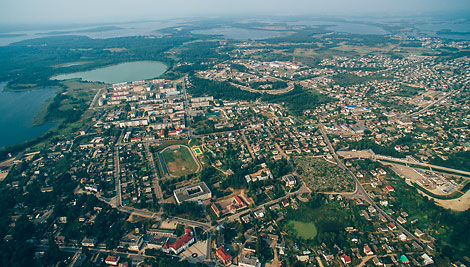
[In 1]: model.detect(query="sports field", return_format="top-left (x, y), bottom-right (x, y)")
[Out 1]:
top-left (288, 220), bottom-right (318, 239)
top-left (161, 146), bottom-right (199, 177)
top-left (193, 146), bottom-right (203, 156)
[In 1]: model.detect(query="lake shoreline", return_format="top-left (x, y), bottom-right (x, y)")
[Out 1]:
top-left (51, 60), bottom-right (168, 84)
top-left (0, 83), bottom-right (58, 149)
top-left (1, 60), bottom-right (167, 152)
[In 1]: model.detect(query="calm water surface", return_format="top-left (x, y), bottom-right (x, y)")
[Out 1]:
top-left (52, 61), bottom-right (167, 84)
top-left (0, 83), bottom-right (56, 148)
top-left (192, 27), bottom-right (284, 40)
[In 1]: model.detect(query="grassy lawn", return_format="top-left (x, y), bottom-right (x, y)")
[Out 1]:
top-left (288, 220), bottom-right (318, 239)
top-left (161, 146), bottom-right (198, 177)
top-left (33, 79), bottom-right (101, 125)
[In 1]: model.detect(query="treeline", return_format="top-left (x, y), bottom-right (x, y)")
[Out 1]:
top-left (251, 80), bottom-right (288, 90)
top-left (392, 85), bottom-right (424, 97)
top-left (390, 177), bottom-right (470, 261)
top-left (230, 63), bottom-right (248, 72)
top-left (264, 28), bottom-right (328, 44)
top-left (189, 78), bottom-right (332, 116)
top-left (172, 64), bottom-right (209, 74)
top-left (188, 76), bottom-right (258, 101)
top-left (261, 84), bottom-right (332, 116)
top-left (266, 158), bottom-right (292, 178)
top-left (430, 151), bottom-right (470, 172)
top-left (177, 41), bottom-right (229, 63)
top-left (162, 202), bottom-right (205, 219)
top-left (144, 249), bottom-right (204, 267)
top-left (44, 91), bottom-right (87, 123)
top-left (339, 33), bottom-right (398, 47)
top-left (349, 139), bottom-right (406, 158)
top-left (0, 130), bottom-right (55, 161)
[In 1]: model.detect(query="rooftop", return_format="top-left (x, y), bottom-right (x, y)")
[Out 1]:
top-left (173, 182), bottom-right (211, 204)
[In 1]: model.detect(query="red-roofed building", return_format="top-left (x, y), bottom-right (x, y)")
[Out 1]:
top-left (234, 196), bottom-right (245, 206)
top-left (282, 199), bottom-right (290, 207)
top-left (341, 254), bottom-right (351, 264)
top-left (168, 128), bottom-right (183, 136)
top-left (211, 203), bottom-right (221, 217)
top-left (162, 228), bottom-right (195, 254)
top-left (386, 185), bottom-right (395, 192)
top-left (105, 255), bottom-right (120, 266)
top-left (216, 246), bottom-right (232, 265)
top-left (388, 222), bottom-right (397, 230)
top-left (364, 244), bottom-right (373, 256)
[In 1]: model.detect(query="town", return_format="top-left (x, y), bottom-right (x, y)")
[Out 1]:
top-left (0, 21), bottom-right (469, 267)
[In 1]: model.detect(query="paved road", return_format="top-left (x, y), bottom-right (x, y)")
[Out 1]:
top-left (182, 78), bottom-right (193, 138)
top-left (144, 142), bottom-right (164, 201)
top-left (376, 155), bottom-right (470, 177)
top-left (408, 89), bottom-right (456, 118)
top-left (230, 82), bottom-right (294, 95)
top-left (89, 87), bottom-right (104, 110)
top-left (319, 125), bottom-right (425, 247)
top-left (205, 234), bottom-right (212, 261)
top-left (114, 131), bottom-right (124, 208)
top-left (193, 129), bottom-right (239, 138)
top-left (36, 245), bottom-right (153, 265)
top-left (116, 204), bottom-right (211, 230)
top-left (217, 183), bottom-right (310, 224)
top-left (241, 131), bottom-right (256, 160)
top-left (266, 126), bottom-right (289, 160)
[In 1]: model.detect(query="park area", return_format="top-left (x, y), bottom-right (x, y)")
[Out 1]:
top-left (159, 145), bottom-right (199, 177)
top-left (288, 221), bottom-right (317, 239)
top-left (284, 196), bottom-right (353, 243)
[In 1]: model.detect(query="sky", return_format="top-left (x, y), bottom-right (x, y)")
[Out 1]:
top-left (1, 0), bottom-right (469, 25)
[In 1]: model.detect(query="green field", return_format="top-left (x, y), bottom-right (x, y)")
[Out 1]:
top-left (161, 146), bottom-right (198, 177)
top-left (288, 220), bottom-right (318, 239)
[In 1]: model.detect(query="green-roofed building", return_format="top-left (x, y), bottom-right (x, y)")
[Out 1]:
top-left (400, 255), bottom-right (410, 263)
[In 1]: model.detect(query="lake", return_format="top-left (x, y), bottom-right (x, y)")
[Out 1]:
top-left (327, 22), bottom-right (388, 35)
top-left (192, 27), bottom-right (284, 40)
top-left (51, 61), bottom-right (168, 84)
top-left (0, 83), bottom-right (56, 148)
top-left (286, 19), bottom-right (388, 35)
top-left (0, 20), bottom-right (180, 46)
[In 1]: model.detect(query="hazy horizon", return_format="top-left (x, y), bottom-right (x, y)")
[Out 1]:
top-left (1, 0), bottom-right (469, 26)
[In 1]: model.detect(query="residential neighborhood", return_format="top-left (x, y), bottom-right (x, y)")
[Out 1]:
top-left (1, 15), bottom-right (470, 267)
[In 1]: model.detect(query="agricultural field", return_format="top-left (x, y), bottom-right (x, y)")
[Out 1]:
top-left (159, 145), bottom-right (199, 177)
top-left (294, 157), bottom-right (355, 192)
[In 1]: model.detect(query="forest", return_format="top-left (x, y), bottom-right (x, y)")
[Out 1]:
top-left (0, 34), bottom-right (195, 89)
top-left (188, 76), bottom-right (258, 101)
top-left (261, 84), bottom-right (332, 116)
top-left (430, 151), bottom-right (470, 172)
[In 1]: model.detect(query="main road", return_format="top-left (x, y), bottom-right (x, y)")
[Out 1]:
top-left (36, 245), bottom-right (154, 265)
top-left (182, 77), bottom-right (193, 138)
top-left (113, 130), bottom-right (126, 208)
top-left (144, 142), bottom-right (164, 200)
top-left (408, 89), bottom-right (457, 118)
top-left (100, 195), bottom-right (212, 230)
top-left (319, 124), bottom-right (425, 247)
top-left (375, 155), bottom-right (470, 177)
